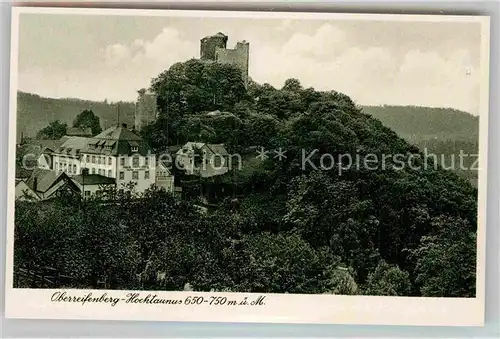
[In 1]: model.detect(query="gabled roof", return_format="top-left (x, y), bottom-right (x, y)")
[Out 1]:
top-left (26, 168), bottom-right (68, 193)
top-left (72, 174), bottom-right (116, 186)
top-left (177, 142), bottom-right (229, 156)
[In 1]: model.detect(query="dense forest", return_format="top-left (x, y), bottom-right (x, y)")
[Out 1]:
top-left (16, 92), bottom-right (135, 141)
top-left (14, 59), bottom-right (478, 297)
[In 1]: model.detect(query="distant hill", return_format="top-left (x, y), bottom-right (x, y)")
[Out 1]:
top-left (16, 91), bottom-right (135, 142)
top-left (361, 105), bottom-right (479, 186)
top-left (361, 105), bottom-right (479, 142)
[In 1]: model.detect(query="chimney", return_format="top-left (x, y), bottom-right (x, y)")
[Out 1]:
top-left (122, 123), bottom-right (127, 129)
top-left (33, 177), bottom-right (38, 192)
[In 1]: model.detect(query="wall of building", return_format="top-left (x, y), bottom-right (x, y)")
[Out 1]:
top-left (81, 154), bottom-right (116, 177)
top-left (115, 154), bottom-right (157, 193)
top-left (53, 155), bottom-right (82, 176)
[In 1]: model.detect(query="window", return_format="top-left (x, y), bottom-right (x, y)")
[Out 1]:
top-left (85, 191), bottom-right (90, 197)
top-left (99, 169), bottom-right (103, 175)
top-left (120, 158), bottom-right (125, 166)
top-left (132, 157), bottom-right (139, 168)
top-left (92, 156), bottom-right (96, 164)
top-left (86, 155), bottom-right (90, 162)
top-left (73, 164), bottom-right (77, 173)
top-left (119, 172), bottom-right (124, 180)
top-left (214, 156), bottom-right (223, 167)
top-left (132, 171), bottom-right (139, 180)
top-left (145, 171), bottom-right (150, 179)
top-left (108, 157), bottom-right (112, 165)
top-left (108, 170), bottom-right (112, 177)
top-left (131, 146), bottom-right (138, 152)
top-left (55, 163), bottom-right (58, 171)
top-left (145, 157), bottom-right (149, 166)
top-left (98, 157), bottom-right (101, 165)
top-left (92, 168), bottom-right (95, 174)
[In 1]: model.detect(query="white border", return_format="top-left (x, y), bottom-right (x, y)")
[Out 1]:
top-left (4, 6), bottom-right (490, 326)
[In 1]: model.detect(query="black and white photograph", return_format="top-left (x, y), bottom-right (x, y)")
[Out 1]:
top-left (5, 7), bottom-right (490, 325)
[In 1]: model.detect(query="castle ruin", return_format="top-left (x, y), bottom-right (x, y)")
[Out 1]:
top-left (134, 88), bottom-right (157, 131)
top-left (134, 33), bottom-right (249, 129)
top-left (200, 32), bottom-right (249, 89)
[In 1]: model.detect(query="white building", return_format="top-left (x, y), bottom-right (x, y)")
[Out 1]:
top-left (49, 123), bottom-right (157, 194)
top-left (155, 160), bottom-right (175, 192)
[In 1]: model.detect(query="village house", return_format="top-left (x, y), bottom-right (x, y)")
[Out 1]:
top-left (175, 142), bottom-right (229, 178)
top-left (35, 123), bottom-right (167, 195)
top-left (15, 168), bottom-right (79, 201)
top-left (14, 179), bottom-right (40, 201)
top-left (71, 173), bottom-right (116, 197)
top-left (155, 160), bottom-right (175, 193)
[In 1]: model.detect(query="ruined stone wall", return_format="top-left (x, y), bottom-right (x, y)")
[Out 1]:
top-left (215, 41), bottom-right (249, 88)
top-left (134, 91), bottom-right (157, 131)
top-left (200, 35), bottom-right (228, 61)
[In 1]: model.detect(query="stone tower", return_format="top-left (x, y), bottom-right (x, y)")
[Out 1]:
top-left (200, 32), bottom-right (228, 61)
top-left (200, 33), bottom-right (250, 89)
top-left (134, 88), bottom-right (157, 131)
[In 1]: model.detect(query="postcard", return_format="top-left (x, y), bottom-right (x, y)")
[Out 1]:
top-left (4, 6), bottom-right (490, 326)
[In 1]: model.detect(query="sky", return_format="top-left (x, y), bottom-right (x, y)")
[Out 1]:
top-left (17, 12), bottom-right (483, 115)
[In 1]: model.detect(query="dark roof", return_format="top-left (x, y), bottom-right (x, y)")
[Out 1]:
top-left (206, 144), bottom-right (229, 156)
top-left (24, 139), bottom-right (65, 150)
top-left (26, 168), bottom-right (64, 193)
top-left (72, 174), bottom-right (115, 186)
top-left (94, 125), bottom-right (142, 141)
top-left (52, 125), bottom-right (152, 157)
top-left (16, 166), bottom-right (33, 180)
top-left (167, 145), bottom-right (182, 153)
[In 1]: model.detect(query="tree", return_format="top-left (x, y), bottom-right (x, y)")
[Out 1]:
top-left (36, 120), bottom-right (67, 140)
top-left (73, 109), bottom-right (102, 135)
top-left (282, 78), bottom-right (303, 92)
top-left (410, 216), bottom-right (476, 297)
top-left (363, 260), bottom-right (412, 296)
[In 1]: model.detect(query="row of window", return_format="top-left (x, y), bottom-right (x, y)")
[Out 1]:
top-left (118, 171), bottom-right (150, 180)
top-left (82, 155), bottom-right (150, 167)
top-left (121, 156), bottom-right (149, 167)
top-left (55, 162), bottom-right (77, 174)
top-left (85, 155), bottom-right (113, 165)
top-left (88, 168), bottom-right (113, 177)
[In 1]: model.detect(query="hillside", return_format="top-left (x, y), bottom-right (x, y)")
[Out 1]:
top-left (15, 61), bottom-right (478, 297)
top-left (16, 91), bottom-right (135, 141)
top-left (361, 105), bottom-right (479, 142)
